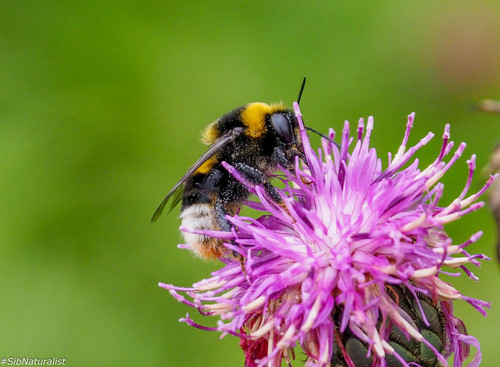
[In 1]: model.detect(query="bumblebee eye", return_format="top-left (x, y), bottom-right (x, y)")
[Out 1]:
top-left (270, 113), bottom-right (294, 143)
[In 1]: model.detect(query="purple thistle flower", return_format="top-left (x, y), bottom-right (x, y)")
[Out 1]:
top-left (161, 103), bottom-right (496, 367)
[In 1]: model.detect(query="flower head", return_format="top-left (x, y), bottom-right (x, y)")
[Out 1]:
top-left (161, 103), bottom-right (495, 367)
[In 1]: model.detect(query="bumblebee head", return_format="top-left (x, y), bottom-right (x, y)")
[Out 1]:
top-left (269, 110), bottom-right (298, 145)
top-left (266, 108), bottom-right (304, 166)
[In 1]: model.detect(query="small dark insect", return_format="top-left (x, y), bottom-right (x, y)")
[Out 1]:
top-left (331, 284), bottom-right (450, 367)
top-left (151, 102), bottom-right (303, 259)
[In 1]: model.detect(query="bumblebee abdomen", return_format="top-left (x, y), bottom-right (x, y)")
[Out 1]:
top-left (179, 168), bottom-right (249, 259)
top-left (179, 203), bottom-right (226, 259)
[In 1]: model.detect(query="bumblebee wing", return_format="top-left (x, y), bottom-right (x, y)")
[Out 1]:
top-left (166, 185), bottom-right (184, 213)
top-left (151, 127), bottom-right (244, 222)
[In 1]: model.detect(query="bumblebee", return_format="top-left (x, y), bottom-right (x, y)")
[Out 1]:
top-left (152, 102), bottom-right (303, 259)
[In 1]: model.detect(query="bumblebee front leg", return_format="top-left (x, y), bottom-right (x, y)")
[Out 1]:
top-left (271, 145), bottom-right (292, 169)
top-left (233, 163), bottom-right (283, 204)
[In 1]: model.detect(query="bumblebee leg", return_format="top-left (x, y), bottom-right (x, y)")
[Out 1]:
top-left (233, 162), bottom-right (283, 204)
top-left (200, 167), bottom-right (224, 190)
top-left (214, 198), bottom-right (232, 232)
top-left (215, 198), bottom-right (245, 266)
top-left (262, 182), bottom-right (283, 203)
top-left (271, 145), bottom-right (290, 168)
top-left (273, 146), bottom-right (311, 185)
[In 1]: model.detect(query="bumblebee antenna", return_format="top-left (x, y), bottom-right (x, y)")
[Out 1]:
top-left (305, 126), bottom-right (339, 147)
top-left (295, 77), bottom-right (339, 147)
top-left (297, 77), bottom-right (306, 105)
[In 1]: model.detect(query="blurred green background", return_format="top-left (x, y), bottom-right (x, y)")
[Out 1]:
top-left (1, 1), bottom-right (499, 366)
